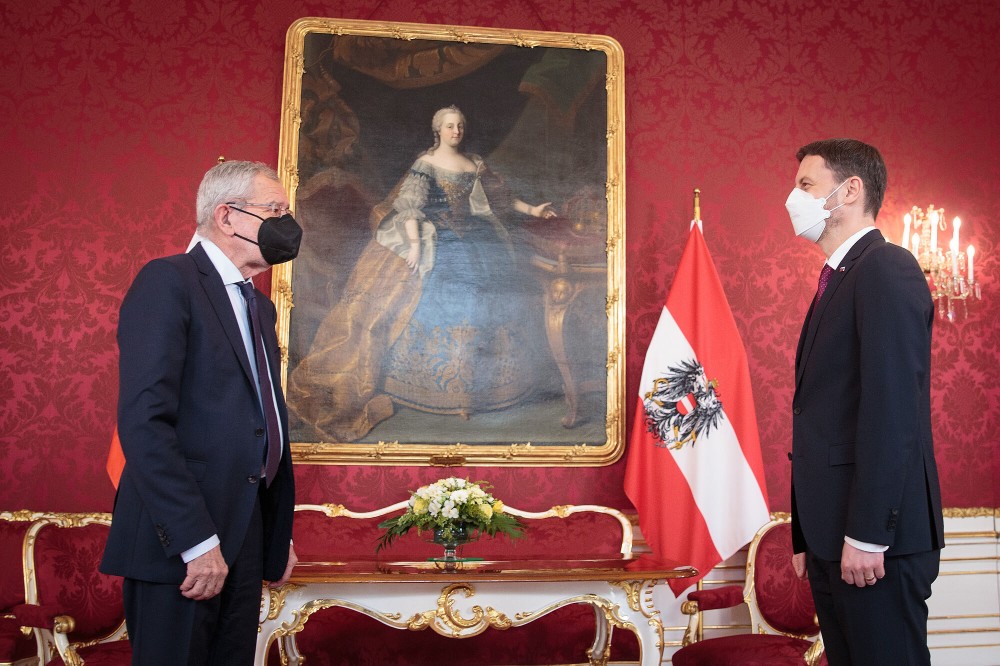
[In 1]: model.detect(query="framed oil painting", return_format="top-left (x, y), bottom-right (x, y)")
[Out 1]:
top-left (273, 18), bottom-right (625, 466)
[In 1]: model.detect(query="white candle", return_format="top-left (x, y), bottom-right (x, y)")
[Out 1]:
top-left (929, 209), bottom-right (939, 252)
top-left (902, 213), bottom-right (911, 251)
top-left (953, 217), bottom-right (961, 248)
top-left (950, 238), bottom-right (959, 276)
top-left (968, 245), bottom-right (975, 283)
top-left (911, 233), bottom-right (920, 259)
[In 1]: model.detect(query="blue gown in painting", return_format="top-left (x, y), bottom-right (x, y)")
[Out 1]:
top-left (378, 157), bottom-right (535, 415)
top-left (287, 155), bottom-right (537, 441)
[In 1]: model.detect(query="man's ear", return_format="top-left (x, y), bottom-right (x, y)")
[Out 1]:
top-left (843, 176), bottom-right (864, 207)
top-left (213, 203), bottom-right (235, 237)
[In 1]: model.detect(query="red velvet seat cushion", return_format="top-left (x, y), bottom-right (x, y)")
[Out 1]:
top-left (45, 639), bottom-right (131, 666)
top-left (33, 523), bottom-right (123, 642)
top-left (752, 525), bottom-right (818, 636)
top-left (673, 634), bottom-right (825, 666)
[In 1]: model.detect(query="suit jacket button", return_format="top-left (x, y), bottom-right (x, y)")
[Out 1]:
top-left (787, 452), bottom-right (793, 461)
top-left (248, 475), bottom-right (259, 484)
top-left (255, 427), bottom-right (265, 437)
top-left (792, 407), bottom-right (801, 415)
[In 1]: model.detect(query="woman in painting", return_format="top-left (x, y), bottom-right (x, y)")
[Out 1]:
top-left (288, 105), bottom-right (557, 442)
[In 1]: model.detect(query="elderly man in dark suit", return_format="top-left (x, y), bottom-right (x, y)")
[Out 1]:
top-left (785, 138), bottom-right (944, 666)
top-left (101, 161), bottom-right (302, 665)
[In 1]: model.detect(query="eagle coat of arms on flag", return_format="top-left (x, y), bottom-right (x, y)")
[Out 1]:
top-left (643, 359), bottom-right (724, 450)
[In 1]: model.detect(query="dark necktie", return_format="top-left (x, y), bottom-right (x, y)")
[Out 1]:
top-left (237, 281), bottom-right (281, 487)
top-left (816, 264), bottom-right (834, 303)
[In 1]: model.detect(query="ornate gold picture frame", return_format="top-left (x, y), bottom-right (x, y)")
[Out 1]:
top-left (274, 18), bottom-right (625, 466)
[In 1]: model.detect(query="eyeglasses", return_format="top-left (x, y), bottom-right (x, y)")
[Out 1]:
top-left (226, 201), bottom-right (292, 217)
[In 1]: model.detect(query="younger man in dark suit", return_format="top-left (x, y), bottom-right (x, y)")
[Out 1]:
top-left (102, 161), bottom-right (302, 665)
top-left (786, 139), bottom-right (943, 665)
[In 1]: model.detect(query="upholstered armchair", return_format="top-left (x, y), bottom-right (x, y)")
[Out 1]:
top-left (673, 516), bottom-right (826, 666)
top-left (14, 514), bottom-right (130, 665)
top-left (0, 511), bottom-right (44, 666)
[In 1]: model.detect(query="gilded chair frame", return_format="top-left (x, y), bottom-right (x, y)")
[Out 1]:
top-left (22, 513), bottom-right (125, 666)
top-left (680, 515), bottom-right (825, 665)
top-left (0, 511), bottom-right (45, 666)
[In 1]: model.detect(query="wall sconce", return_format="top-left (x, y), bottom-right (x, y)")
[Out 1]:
top-left (901, 205), bottom-right (981, 322)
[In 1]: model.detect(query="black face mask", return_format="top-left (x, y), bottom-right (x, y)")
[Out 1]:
top-left (229, 207), bottom-right (302, 265)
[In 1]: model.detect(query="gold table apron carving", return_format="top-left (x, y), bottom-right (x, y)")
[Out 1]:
top-left (256, 557), bottom-right (696, 666)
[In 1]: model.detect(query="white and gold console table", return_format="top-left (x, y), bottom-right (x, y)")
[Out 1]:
top-left (257, 556), bottom-right (696, 666)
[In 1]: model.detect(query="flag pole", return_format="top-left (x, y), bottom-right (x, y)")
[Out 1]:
top-left (692, 188), bottom-right (703, 232)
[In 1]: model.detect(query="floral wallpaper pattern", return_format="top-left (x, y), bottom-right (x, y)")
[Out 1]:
top-left (0, 0), bottom-right (996, 516)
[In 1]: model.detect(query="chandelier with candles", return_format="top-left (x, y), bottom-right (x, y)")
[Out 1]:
top-left (900, 206), bottom-right (981, 322)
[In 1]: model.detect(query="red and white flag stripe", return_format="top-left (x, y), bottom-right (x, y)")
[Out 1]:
top-left (625, 222), bottom-right (769, 595)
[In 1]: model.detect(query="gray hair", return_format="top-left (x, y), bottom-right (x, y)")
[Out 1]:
top-left (426, 105), bottom-right (465, 155)
top-left (195, 161), bottom-right (280, 232)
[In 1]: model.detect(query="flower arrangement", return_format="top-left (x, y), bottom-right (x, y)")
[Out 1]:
top-left (376, 477), bottom-right (523, 552)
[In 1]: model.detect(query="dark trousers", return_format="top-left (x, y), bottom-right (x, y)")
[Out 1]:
top-left (806, 548), bottom-right (939, 666)
top-left (123, 497), bottom-right (264, 666)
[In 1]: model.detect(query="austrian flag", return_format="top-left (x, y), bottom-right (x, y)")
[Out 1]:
top-left (625, 221), bottom-right (770, 595)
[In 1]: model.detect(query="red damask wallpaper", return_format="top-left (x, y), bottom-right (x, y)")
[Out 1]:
top-left (0, 0), bottom-right (996, 518)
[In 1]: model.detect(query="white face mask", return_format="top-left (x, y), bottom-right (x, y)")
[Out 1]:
top-left (784, 180), bottom-right (848, 242)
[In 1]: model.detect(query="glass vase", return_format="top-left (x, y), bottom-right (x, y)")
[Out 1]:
top-left (432, 524), bottom-right (472, 570)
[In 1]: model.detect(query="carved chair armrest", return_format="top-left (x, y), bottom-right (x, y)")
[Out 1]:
top-left (680, 585), bottom-right (745, 647)
top-left (12, 603), bottom-right (79, 664)
top-left (686, 585), bottom-right (744, 611)
top-left (10, 603), bottom-right (65, 629)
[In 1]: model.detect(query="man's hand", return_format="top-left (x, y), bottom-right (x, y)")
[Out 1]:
top-left (841, 541), bottom-right (885, 587)
top-left (180, 545), bottom-right (228, 600)
top-left (268, 543), bottom-right (298, 589)
top-left (792, 552), bottom-right (807, 580)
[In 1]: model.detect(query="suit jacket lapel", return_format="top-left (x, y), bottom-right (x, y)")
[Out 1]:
top-left (795, 229), bottom-right (884, 388)
top-left (189, 243), bottom-right (257, 388)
